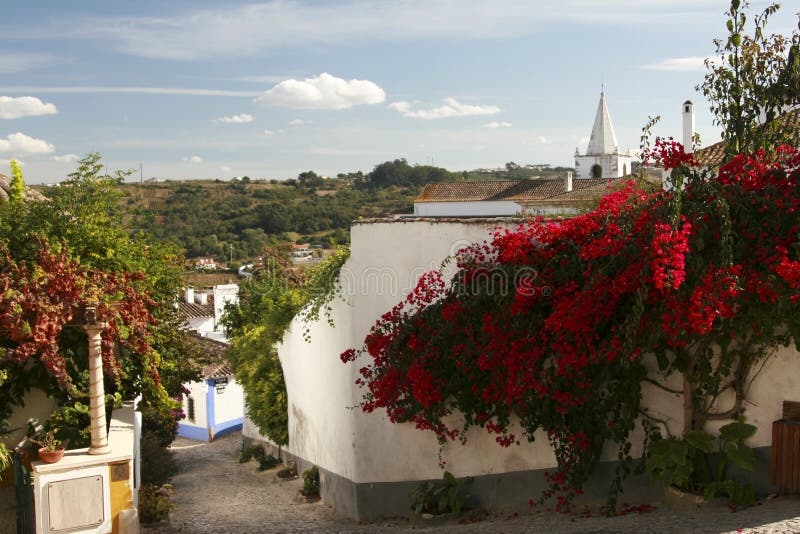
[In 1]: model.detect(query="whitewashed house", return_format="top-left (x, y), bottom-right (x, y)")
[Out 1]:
top-left (177, 336), bottom-right (244, 442)
top-left (177, 284), bottom-right (244, 441)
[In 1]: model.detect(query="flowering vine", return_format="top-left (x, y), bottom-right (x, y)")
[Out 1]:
top-left (343, 140), bottom-right (800, 510)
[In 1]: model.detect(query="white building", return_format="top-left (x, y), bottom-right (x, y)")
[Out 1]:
top-left (575, 90), bottom-right (634, 179)
top-left (177, 284), bottom-right (244, 441)
top-left (178, 336), bottom-right (245, 442)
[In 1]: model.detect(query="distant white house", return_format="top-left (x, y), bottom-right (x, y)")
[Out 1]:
top-left (177, 284), bottom-right (243, 441)
top-left (291, 243), bottom-right (314, 262)
top-left (194, 257), bottom-right (218, 270)
top-left (179, 284), bottom-right (239, 343)
top-left (177, 336), bottom-right (244, 442)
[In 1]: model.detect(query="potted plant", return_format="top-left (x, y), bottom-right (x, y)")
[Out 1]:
top-left (31, 430), bottom-right (65, 464)
top-left (645, 421), bottom-right (757, 510)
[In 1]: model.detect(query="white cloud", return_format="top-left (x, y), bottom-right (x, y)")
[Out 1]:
top-left (215, 113), bottom-right (254, 124)
top-left (288, 118), bottom-right (311, 126)
top-left (0, 52), bottom-right (52, 73)
top-left (537, 136), bottom-right (550, 144)
top-left (0, 159), bottom-right (22, 168)
top-left (69, 2), bottom-right (725, 61)
top-left (0, 86), bottom-right (258, 97)
top-left (220, 165), bottom-right (231, 172)
top-left (391, 98), bottom-right (500, 120)
top-left (0, 96), bottom-right (58, 119)
top-left (483, 121), bottom-right (512, 129)
top-left (256, 73), bottom-right (385, 110)
top-left (0, 132), bottom-right (55, 156)
top-left (264, 129), bottom-right (276, 136)
top-left (52, 154), bottom-right (79, 163)
top-left (643, 56), bottom-right (709, 72)
top-left (183, 155), bottom-right (203, 163)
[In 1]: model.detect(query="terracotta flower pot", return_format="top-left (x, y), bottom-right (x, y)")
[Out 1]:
top-left (38, 447), bottom-right (65, 464)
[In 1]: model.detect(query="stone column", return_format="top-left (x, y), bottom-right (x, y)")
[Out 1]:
top-left (85, 322), bottom-right (111, 455)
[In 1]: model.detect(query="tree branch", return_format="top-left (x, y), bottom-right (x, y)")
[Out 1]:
top-left (639, 409), bottom-right (674, 438)
top-left (643, 376), bottom-right (682, 395)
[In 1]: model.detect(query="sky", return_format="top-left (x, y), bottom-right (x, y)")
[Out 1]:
top-left (1, 0), bottom-right (798, 183)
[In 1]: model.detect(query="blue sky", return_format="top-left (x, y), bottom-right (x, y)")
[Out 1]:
top-left (1, 0), bottom-right (797, 183)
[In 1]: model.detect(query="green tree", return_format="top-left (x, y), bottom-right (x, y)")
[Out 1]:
top-left (699, 0), bottom-right (800, 158)
top-left (9, 160), bottom-right (24, 202)
top-left (0, 153), bottom-right (198, 447)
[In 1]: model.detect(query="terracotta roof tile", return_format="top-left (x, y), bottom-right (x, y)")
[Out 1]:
top-left (415, 178), bottom-right (615, 203)
top-left (190, 334), bottom-right (232, 379)
top-left (179, 301), bottom-right (214, 319)
top-left (693, 107), bottom-right (800, 167)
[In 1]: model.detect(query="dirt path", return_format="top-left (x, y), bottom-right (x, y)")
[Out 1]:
top-left (141, 433), bottom-right (800, 533)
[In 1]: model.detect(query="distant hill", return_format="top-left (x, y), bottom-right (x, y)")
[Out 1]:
top-left (34, 159), bottom-right (577, 265)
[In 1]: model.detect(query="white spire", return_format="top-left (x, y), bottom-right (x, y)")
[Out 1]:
top-left (586, 90), bottom-right (619, 155)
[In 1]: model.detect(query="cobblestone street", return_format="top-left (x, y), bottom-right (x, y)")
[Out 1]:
top-left (141, 433), bottom-right (800, 533)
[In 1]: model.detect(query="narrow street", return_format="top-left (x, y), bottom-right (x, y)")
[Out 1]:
top-left (141, 432), bottom-right (800, 533)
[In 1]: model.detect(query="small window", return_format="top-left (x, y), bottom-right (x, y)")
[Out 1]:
top-left (591, 164), bottom-right (603, 178)
top-left (187, 396), bottom-right (195, 422)
top-left (685, 105), bottom-right (691, 113)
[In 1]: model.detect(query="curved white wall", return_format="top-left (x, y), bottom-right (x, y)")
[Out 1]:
top-left (260, 217), bottom-right (800, 486)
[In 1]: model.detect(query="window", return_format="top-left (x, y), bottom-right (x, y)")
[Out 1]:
top-left (187, 396), bottom-right (195, 422)
top-left (591, 164), bottom-right (603, 178)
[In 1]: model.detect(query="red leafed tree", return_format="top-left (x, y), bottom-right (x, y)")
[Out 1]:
top-left (0, 240), bottom-right (158, 392)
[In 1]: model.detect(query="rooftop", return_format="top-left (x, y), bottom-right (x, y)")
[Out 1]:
top-left (693, 107), bottom-right (800, 167)
top-left (415, 178), bottom-right (614, 204)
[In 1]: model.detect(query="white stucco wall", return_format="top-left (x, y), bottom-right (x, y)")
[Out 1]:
top-left (414, 201), bottom-right (521, 217)
top-left (187, 316), bottom-right (214, 336)
top-left (182, 381), bottom-right (208, 430)
top-left (3, 388), bottom-right (58, 448)
top-left (575, 154), bottom-right (634, 179)
top-left (213, 284), bottom-right (239, 330)
top-left (251, 217), bottom-right (800, 487)
top-left (213, 377), bottom-right (243, 424)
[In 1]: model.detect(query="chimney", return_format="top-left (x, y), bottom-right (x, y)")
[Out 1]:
top-left (184, 286), bottom-right (194, 304)
top-left (565, 171), bottom-right (573, 193)
top-left (196, 292), bottom-right (208, 306)
top-left (682, 100), bottom-right (695, 153)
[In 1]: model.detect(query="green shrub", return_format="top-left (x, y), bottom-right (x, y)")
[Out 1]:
top-left (139, 403), bottom-right (179, 448)
top-left (138, 484), bottom-right (174, 523)
top-left (646, 421), bottom-right (757, 507)
top-left (140, 431), bottom-right (177, 486)
top-left (301, 465), bottom-right (320, 498)
top-left (411, 471), bottom-right (473, 516)
top-left (239, 447), bottom-right (254, 463)
top-left (258, 454), bottom-right (280, 471)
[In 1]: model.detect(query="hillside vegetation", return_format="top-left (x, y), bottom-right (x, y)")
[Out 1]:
top-left (44, 159), bottom-right (569, 263)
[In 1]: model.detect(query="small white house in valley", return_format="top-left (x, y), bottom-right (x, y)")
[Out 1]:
top-left (177, 283), bottom-right (243, 441)
top-left (177, 336), bottom-right (244, 441)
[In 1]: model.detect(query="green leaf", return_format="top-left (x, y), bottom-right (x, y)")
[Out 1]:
top-left (684, 430), bottom-right (715, 453)
top-left (724, 441), bottom-right (756, 472)
top-left (719, 421), bottom-right (756, 443)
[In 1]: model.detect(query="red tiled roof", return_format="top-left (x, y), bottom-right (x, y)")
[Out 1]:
top-left (693, 107), bottom-right (800, 167)
top-left (190, 334), bottom-right (232, 379)
top-left (179, 300), bottom-right (214, 319)
top-left (415, 178), bottom-right (614, 203)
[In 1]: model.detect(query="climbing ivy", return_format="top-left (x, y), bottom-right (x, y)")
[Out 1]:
top-left (225, 245), bottom-right (349, 446)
